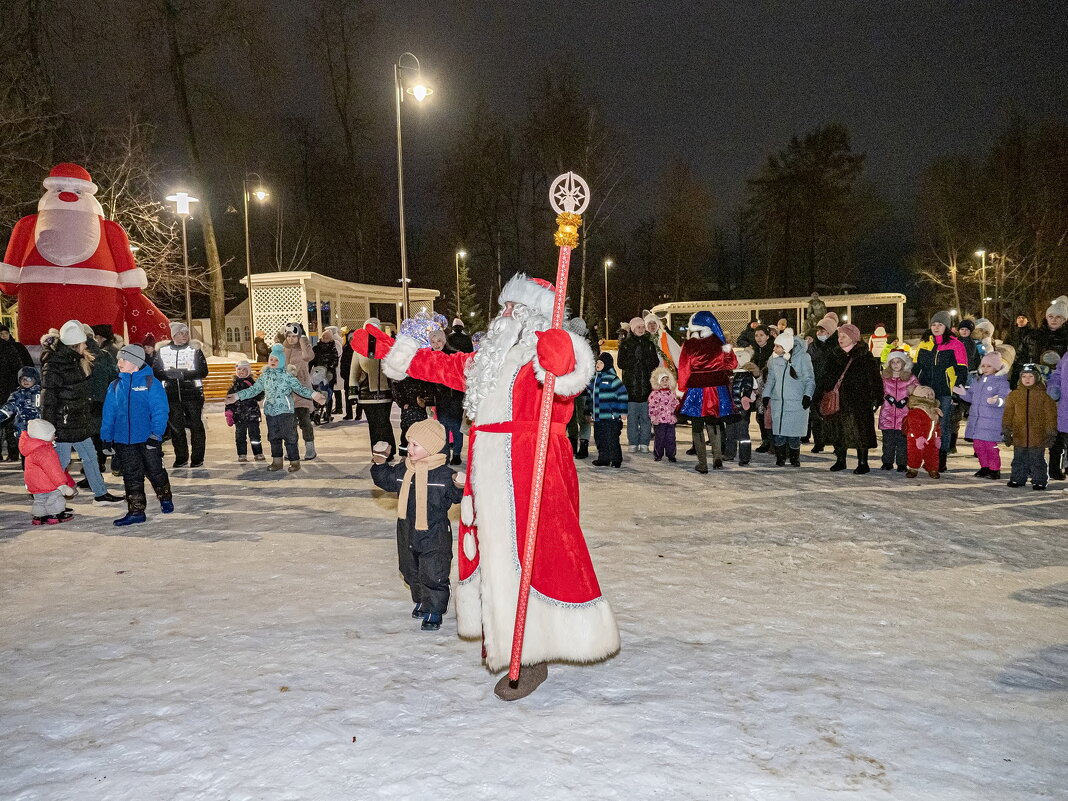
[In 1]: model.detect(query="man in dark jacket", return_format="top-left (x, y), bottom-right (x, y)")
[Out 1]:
top-left (616, 316), bottom-right (658, 452)
top-left (153, 321), bottom-right (209, 467)
top-left (40, 320), bottom-right (123, 503)
top-left (84, 331), bottom-right (119, 472)
top-left (447, 319), bottom-right (474, 353)
top-left (806, 315), bottom-right (841, 453)
top-left (339, 332), bottom-right (359, 420)
top-left (427, 328), bottom-right (466, 464)
top-left (0, 323), bottom-right (33, 460)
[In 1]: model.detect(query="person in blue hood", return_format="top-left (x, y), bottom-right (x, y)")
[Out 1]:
top-left (101, 344), bottom-right (173, 526)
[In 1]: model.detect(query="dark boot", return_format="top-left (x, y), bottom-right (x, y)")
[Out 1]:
top-left (755, 440), bottom-right (771, 454)
top-left (568, 436), bottom-right (578, 455)
top-left (576, 440), bottom-right (589, 459)
top-left (974, 467), bottom-right (991, 478)
top-left (774, 445), bottom-right (787, 467)
top-left (738, 441), bottom-right (752, 466)
top-left (938, 451), bottom-right (947, 473)
top-left (830, 449), bottom-right (847, 471)
top-left (494, 662), bottom-right (549, 701)
top-left (789, 448), bottom-right (801, 467)
top-left (854, 449), bottom-right (870, 474)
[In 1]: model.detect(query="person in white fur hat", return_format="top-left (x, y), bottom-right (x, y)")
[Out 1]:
top-left (351, 273), bottom-right (618, 700)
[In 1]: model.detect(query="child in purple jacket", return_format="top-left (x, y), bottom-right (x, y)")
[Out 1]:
top-left (953, 351), bottom-right (1011, 478)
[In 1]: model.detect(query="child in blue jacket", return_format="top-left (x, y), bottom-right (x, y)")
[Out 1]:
top-left (589, 352), bottom-right (629, 467)
top-left (0, 367), bottom-right (42, 448)
top-left (101, 344), bottom-right (173, 526)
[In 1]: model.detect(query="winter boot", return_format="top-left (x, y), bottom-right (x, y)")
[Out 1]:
top-left (254, 453), bottom-right (266, 462)
top-left (304, 441), bottom-right (317, 461)
top-left (568, 436), bottom-right (578, 455)
top-left (576, 440), bottom-right (589, 459)
top-left (160, 500), bottom-right (174, 514)
top-left (853, 449), bottom-right (870, 475)
top-left (880, 462), bottom-right (893, 471)
top-left (738, 441), bottom-right (752, 466)
top-left (988, 470), bottom-right (1001, 480)
top-left (774, 445), bottom-right (787, 467)
top-left (712, 458), bottom-right (724, 470)
top-left (267, 457), bottom-right (284, 472)
top-left (755, 440), bottom-right (771, 454)
top-left (830, 450), bottom-right (847, 471)
top-left (421, 612), bottom-right (443, 631)
top-left (789, 448), bottom-right (801, 467)
top-left (973, 467), bottom-right (991, 478)
top-left (927, 469), bottom-right (941, 479)
top-left (906, 468), bottom-right (918, 478)
top-left (938, 451), bottom-right (947, 473)
top-left (288, 460), bottom-right (301, 473)
top-left (113, 511), bottom-right (147, 527)
top-left (411, 603), bottom-right (425, 619)
top-left (238, 455), bottom-right (248, 463)
top-left (494, 662), bottom-right (549, 701)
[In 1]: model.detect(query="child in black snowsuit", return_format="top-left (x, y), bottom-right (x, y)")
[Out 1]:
top-left (370, 418), bottom-right (464, 631)
top-left (392, 377), bottom-right (432, 457)
top-left (225, 361), bottom-right (264, 462)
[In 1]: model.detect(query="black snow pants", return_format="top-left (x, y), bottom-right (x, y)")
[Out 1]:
top-left (116, 441), bottom-right (172, 513)
top-left (397, 519), bottom-right (453, 614)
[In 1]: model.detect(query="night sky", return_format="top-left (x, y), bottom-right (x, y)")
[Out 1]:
top-left (54, 1), bottom-right (1068, 237)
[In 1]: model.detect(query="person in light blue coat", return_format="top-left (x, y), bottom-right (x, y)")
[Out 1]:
top-left (762, 329), bottom-right (815, 467)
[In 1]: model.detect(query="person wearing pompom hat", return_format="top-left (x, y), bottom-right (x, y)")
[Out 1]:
top-left (914, 311), bottom-right (970, 473)
top-left (225, 360), bottom-right (265, 463)
top-left (102, 343), bottom-right (174, 525)
top-left (370, 417), bottom-right (464, 631)
top-left (877, 347), bottom-right (918, 471)
top-left (0, 163), bottom-right (172, 344)
top-left (39, 319), bottom-right (123, 504)
top-left (952, 351), bottom-right (1010, 478)
top-left (226, 343), bottom-right (325, 472)
top-left (279, 322), bottom-right (318, 459)
top-left (807, 314), bottom-right (841, 453)
top-left (813, 322), bottom-right (882, 473)
top-left (761, 329), bottom-right (815, 467)
top-left (152, 321), bottom-right (209, 467)
top-left (20, 418), bottom-right (78, 524)
top-left (616, 315), bottom-right (658, 453)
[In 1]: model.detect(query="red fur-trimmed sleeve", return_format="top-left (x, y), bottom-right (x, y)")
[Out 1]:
top-left (407, 347), bottom-right (475, 393)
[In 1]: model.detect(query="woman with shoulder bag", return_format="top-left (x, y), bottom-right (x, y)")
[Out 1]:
top-left (813, 323), bottom-right (883, 473)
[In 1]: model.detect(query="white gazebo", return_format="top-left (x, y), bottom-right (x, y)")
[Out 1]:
top-left (230, 272), bottom-right (439, 349)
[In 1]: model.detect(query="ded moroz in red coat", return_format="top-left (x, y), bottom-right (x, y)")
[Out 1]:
top-left (367, 275), bottom-right (619, 672)
top-left (0, 163), bottom-right (171, 344)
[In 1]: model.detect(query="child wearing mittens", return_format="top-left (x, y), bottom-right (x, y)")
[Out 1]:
top-left (953, 351), bottom-right (1011, 479)
top-left (20, 418), bottom-right (78, 525)
top-left (1003, 364), bottom-right (1059, 490)
top-left (225, 361), bottom-right (264, 463)
top-left (647, 367), bottom-right (679, 462)
top-left (879, 348), bottom-right (919, 471)
top-left (903, 385), bottom-right (943, 478)
top-left (370, 418), bottom-right (464, 631)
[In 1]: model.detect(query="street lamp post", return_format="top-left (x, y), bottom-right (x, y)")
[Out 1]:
top-left (603, 258), bottom-right (613, 340)
top-left (243, 175), bottom-right (269, 357)
top-left (976, 249), bottom-right (987, 320)
top-left (454, 249), bottom-right (466, 319)
top-left (166, 192), bottom-right (199, 330)
top-left (394, 52), bottom-right (433, 320)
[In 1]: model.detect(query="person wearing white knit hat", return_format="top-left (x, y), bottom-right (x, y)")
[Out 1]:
top-left (762, 329), bottom-right (815, 466)
top-left (21, 416), bottom-right (78, 524)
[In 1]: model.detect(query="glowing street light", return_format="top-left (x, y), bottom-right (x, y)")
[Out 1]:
top-left (603, 258), bottom-right (613, 339)
top-left (455, 249), bottom-right (467, 320)
top-left (394, 52), bottom-right (433, 320)
top-left (166, 191), bottom-right (199, 329)
top-left (975, 249), bottom-right (988, 319)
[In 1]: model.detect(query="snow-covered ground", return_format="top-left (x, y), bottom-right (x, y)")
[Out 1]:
top-left (1, 410), bottom-right (1065, 800)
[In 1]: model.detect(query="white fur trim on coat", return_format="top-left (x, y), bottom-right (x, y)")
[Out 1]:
top-left (460, 495), bottom-right (475, 526)
top-left (532, 329), bottom-right (596, 398)
top-left (382, 334), bottom-right (420, 381)
top-left (499, 272), bottom-right (555, 319)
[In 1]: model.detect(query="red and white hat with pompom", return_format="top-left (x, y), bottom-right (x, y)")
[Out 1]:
top-left (499, 273), bottom-right (556, 319)
top-left (43, 163), bottom-right (98, 194)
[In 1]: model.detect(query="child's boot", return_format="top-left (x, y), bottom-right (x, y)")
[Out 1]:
top-left (988, 470), bottom-right (1001, 480)
top-left (254, 453), bottom-right (266, 462)
top-left (288, 460), bottom-right (302, 473)
top-left (113, 511), bottom-right (147, 526)
top-left (238, 455), bottom-right (248, 463)
top-left (906, 467), bottom-right (918, 478)
top-left (421, 612), bottom-right (443, 631)
top-left (267, 457), bottom-right (284, 471)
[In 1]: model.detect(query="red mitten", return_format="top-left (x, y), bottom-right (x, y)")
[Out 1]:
top-left (224, 409), bottom-right (235, 427)
top-left (349, 325), bottom-right (395, 359)
top-left (535, 329), bottom-right (575, 377)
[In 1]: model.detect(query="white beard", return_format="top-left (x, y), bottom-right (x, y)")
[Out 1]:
top-left (35, 209), bottom-right (101, 266)
top-left (463, 305), bottom-right (547, 421)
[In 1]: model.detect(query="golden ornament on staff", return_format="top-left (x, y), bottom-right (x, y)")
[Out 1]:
top-left (553, 212), bottom-right (581, 248)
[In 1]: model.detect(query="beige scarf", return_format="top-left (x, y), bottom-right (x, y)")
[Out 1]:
top-left (396, 452), bottom-right (448, 531)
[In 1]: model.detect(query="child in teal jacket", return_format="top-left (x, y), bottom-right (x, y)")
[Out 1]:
top-left (226, 344), bottom-right (324, 472)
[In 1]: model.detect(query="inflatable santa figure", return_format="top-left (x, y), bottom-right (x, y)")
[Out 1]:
top-left (351, 273), bottom-right (619, 699)
top-left (0, 163), bottom-right (172, 345)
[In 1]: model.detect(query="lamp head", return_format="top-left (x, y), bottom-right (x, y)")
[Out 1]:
top-left (165, 192), bottom-right (199, 217)
top-left (252, 189), bottom-right (269, 202)
top-left (457, 249), bottom-right (466, 259)
top-left (407, 83), bottom-right (432, 102)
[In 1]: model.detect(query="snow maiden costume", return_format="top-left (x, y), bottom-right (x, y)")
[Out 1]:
top-left (353, 273), bottom-right (619, 695)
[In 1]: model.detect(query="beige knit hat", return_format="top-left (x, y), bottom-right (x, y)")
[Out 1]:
top-left (406, 419), bottom-right (447, 455)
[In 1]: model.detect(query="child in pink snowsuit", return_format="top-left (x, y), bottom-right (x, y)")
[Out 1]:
top-left (648, 367), bottom-right (679, 462)
top-left (953, 351), bottom-right (1010, 479)
top-left (878, 348), bottom-right (919, 471)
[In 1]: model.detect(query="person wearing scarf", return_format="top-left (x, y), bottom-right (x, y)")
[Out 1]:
top-left (371, 418), bottom-right (464, 631)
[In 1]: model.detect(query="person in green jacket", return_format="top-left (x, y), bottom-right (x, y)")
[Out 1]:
top-left (226, 344), bottom-right (325, 473)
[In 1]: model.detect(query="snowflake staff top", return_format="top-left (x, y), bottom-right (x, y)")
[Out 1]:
top-left (550, 171), bottom-right (590, 215)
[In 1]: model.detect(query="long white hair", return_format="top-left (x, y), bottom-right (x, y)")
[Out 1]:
top-left (463, 303), bottom-right (549, 420)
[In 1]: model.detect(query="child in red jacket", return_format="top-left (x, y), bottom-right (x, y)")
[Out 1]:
top-left (903, 385), bottom-right (943, 479)
top-left (20, 418), bottom-right (77, 524)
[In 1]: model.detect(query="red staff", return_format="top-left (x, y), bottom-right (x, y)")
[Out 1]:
top-left (505, 172), bottom-right (590, 690)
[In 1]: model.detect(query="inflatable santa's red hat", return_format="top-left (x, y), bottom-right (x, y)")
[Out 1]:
top-left (43, 163), bottom-right (98, 193)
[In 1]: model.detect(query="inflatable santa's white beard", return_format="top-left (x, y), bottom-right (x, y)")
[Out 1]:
top-left (35, 208), bottom-right (102, 266)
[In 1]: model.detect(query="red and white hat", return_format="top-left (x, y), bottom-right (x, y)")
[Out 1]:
top-left (43, 163), bottom-right (98, 194)
top-left (499, 273), bottom-right (556, 319)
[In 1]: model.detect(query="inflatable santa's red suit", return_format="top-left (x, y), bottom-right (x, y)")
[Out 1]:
top-left (0, 163), bottom-right (171, 345)
top-left (351, 273), bottom-right (619, 697)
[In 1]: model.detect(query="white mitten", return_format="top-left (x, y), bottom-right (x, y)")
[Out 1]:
top-left (60, 484), bottom-right (77, 498)
top-left (453, 470), bottom-right (467, 486)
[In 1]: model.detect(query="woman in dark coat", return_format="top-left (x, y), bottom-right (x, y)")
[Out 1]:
top-left (750, 325), bottom-right (775, 452)
top-left (813, 323), bottom-right (883, 473)
top-left (39, 321), bottom-right (122, 503)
